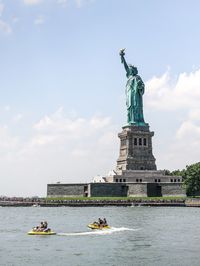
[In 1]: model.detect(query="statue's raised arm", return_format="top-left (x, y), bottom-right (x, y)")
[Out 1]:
top-left (119, 48), bottom-right (129, 76)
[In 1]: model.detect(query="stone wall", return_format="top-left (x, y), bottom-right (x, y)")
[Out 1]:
top-left (127, 183), bottom-right (186, 197)
top-left (128, 183), bottom-right (147, 197)
top-left (160, 183), bottom-right (186, 197)
top-left (47, 183), bottom-right (87, 197)
top-left (89, 183), bottom-right (128, 197)
top-left (47, 182), bottom-right (186, 198)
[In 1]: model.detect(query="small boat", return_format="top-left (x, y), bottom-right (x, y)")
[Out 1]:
top-left (27, 230), bottom-right (56, 235)
top-left (87, 223), bottom-right (111, 230)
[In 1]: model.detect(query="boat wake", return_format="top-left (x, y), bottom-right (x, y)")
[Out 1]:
top-left (57, 227), bottom-right (138, 236)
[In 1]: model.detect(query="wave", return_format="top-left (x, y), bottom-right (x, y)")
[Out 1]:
top-left (57, 227), bottom-right (138, 236)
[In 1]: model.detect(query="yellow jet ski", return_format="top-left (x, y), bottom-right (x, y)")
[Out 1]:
top-left (87, 223), bottom-right (111, 230)
top-left (27, 230), bottom-right (56, 235)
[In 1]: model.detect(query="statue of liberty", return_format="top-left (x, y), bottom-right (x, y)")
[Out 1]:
top-left (119, 49), bottom-right (146, 126)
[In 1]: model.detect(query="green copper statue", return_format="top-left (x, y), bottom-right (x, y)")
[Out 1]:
top-left (120, 49), bottom-right (146, 126)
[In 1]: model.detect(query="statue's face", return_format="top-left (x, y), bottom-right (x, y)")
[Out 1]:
top-left (129, 66), bottom-right (138, 75)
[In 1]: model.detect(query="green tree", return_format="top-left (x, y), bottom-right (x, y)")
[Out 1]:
top-left (171, 169), bottom-right (186, 178)
top-left (163, 169), bottom-right (185, 177)
top-left (163, 169), bottom-right (171, 175)
top-left (183, 162), bottom-right (200, 196)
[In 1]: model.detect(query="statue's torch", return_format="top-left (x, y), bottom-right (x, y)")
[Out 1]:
top-left (119, 48), bottom-right (125, 63)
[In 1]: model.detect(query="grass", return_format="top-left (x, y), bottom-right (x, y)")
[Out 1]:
top-left (45, 196), bottom-right (187, 201)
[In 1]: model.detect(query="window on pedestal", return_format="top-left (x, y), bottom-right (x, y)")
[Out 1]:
top-left (139, 138), bottom-right (142, 146)
top-left (143, 138), bottom-right (147, 146)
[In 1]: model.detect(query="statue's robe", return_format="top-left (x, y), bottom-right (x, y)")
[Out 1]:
top-left (126, 74), bottom-right (145, 125)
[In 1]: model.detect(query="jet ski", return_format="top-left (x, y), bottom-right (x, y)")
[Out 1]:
top-left (87, 223), bottom-right (111, 230)
top-left (27, 230), bottom-right (56, 235)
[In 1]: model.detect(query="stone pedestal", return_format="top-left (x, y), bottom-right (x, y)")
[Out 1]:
top-left (116, 124), bottom-right (156, 171)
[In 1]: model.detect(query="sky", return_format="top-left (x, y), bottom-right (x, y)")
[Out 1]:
top-left (0, 0), bottom-right (200, 196)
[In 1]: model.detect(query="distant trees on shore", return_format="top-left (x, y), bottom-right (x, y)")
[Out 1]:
top-left (165, 162), bottom-right (200, 196)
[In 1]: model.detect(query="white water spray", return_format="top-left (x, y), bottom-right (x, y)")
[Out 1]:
top-left (57, 227), bottom-right (139, 236)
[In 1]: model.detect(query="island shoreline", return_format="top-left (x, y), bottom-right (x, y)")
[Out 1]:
top-left (1, 198), bottom-right (200, 207)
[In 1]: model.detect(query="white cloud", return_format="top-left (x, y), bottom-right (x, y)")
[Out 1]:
top-left (0, 3), bottom-right (4, 17)
top-left (12, 16), bottom-right (20, 24)
top-left (4, 105), bottom-right (11, 112)
top-left (146, 69), bottom-right (200, 170)
top-left (57, 0), bottom-right (94, 8)
top-left (30, 109), bottom-right (114, 155)
top-left (176, 121), bottom-right (200, 139)
top-left (23, 0), bottom-right (42, 5)
top-left (33, 107), bottom-right (87, 138)
top-left (57, 0), bottom-right (68, 7)
top-left (162, 118), bottom-right (200, 170)
top-left (0, 20), bottom-right (12, 34)
top-left (0, 2), bottom-right (12, 34)
top-left (0, 108), bottom-right (118, 196)
top-left (174, 106), bottom-right (200, 155)
top-left (13, 113), bottom-right (23, 123)
top-left (188, 108), bottom-right (200, 121)
top-left (71, 148), bottom-right (88, 157)
top-left (146, 69), bottom-right (200, 110)
top-left (30, 134), bottom-right (57, 146)
top-left (0, 125), bottom-right (19, 155)
top-left (75, 0), bottom-right (94, 8)
top-left (34, 15), bottom-right (45, 25)
top-left (75, 0), bottom-right (82, 8)
top-left (90, 116), bottom-right (111, 129)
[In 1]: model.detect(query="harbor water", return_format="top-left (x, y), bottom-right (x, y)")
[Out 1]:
top-left (0, 206), bottom-right (200, 266)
